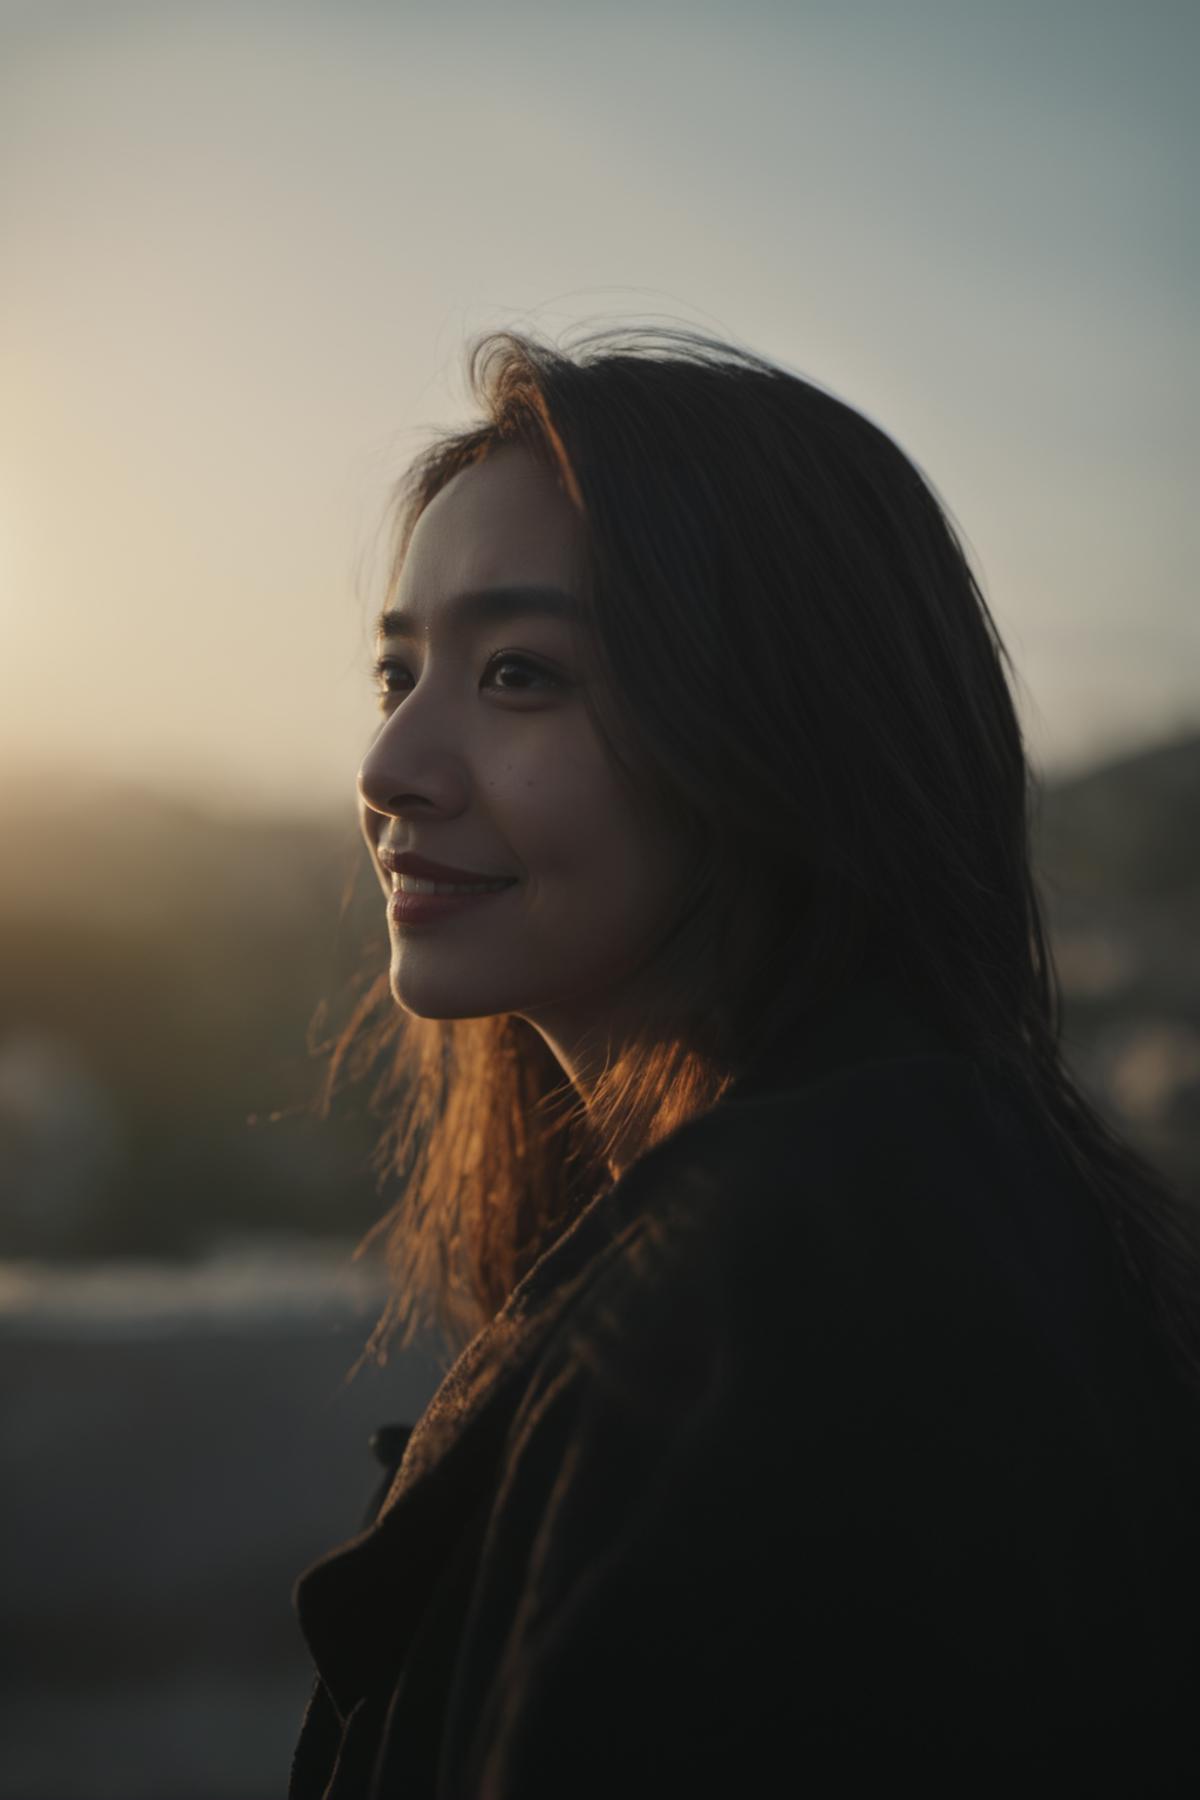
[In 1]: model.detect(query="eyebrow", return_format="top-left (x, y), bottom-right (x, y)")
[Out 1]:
top-left (373, 584), bottom-right (580, 642)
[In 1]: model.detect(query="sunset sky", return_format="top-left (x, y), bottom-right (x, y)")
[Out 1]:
top-left (2, 0), bottom-right (1196, 821)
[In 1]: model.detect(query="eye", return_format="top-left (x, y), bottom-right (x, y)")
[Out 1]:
top-left (484, 652), bottom-right (564, 693)
top-left (370, 656), bottom-right (409, 699)
top-left (369, 650), bottom-right (566, 704)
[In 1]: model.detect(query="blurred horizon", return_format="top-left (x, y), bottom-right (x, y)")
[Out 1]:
top-left (3, 0), bottom-right (1198, 823)
top-left (8, 710), bottom-right (1200, 834)
top-left (3, 711), bottom-right (1200, 838)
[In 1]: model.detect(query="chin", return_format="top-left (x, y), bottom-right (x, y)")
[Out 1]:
top-left (388, 973), bottom-right (511, 1023)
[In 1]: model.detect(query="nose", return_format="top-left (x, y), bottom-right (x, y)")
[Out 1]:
top-left (356, 706), bottom-right (469, 825)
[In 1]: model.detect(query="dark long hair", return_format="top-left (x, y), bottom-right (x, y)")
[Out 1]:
top-left (318, 322), bottom-right (1200, 1394)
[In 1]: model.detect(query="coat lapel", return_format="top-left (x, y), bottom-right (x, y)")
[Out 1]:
top-left (293, 1118), bottom-right (665, 1718)
top-left (292, 968), bottom-right (952, 1720)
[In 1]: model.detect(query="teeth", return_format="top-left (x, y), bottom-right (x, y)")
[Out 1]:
top-left (397, 874), bottom-right (513, 895)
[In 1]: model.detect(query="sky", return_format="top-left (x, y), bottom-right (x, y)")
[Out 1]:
top-left (2, 0), bottom-right (1196, 822)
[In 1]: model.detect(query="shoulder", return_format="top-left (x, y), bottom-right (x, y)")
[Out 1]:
top-left (611, 1045), bottom-right (1065, 1264)
top-left (449, 1053), bottom-right (1191, 1791)
top-left (552, 1050), bottom-right (1118, 1407)
top-left (518, 1051), bottom-right (1137, 1476)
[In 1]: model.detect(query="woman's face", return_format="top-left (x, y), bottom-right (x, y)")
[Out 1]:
top-left (357, 442), bottom-right (692, 1082)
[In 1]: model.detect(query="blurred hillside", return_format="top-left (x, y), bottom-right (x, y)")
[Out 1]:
top-left (0, 779), bottom-right (391, 1258)
top-left (1, 729), bottom-right (1198, 1261)
top-left (1032, 729), bottom-right (1200, 1194)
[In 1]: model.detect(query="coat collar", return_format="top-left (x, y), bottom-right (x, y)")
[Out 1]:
top-left (293, 967), bottom-right (953, 1719)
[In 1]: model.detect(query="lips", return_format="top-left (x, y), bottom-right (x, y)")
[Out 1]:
top-left (387, 881), bottom-right (517, 927)
top-left (379, 848), bottom-right (517, 884)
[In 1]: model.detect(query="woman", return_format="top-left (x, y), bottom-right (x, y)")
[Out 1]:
top-left (289, 325), bottom-right (1200, 1796)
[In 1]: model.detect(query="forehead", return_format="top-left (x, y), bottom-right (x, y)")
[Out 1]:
top-left (402, 443), bottom-right (585, 598)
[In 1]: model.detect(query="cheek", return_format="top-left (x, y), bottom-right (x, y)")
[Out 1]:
top-left (493, 728), bottom-right (686, 928)
top-left (497, 736), bottom-right (622, 872)
top-left (524, 785), bottom-right (684, 943)
top-left (489, 734), bottom-right (604, 860)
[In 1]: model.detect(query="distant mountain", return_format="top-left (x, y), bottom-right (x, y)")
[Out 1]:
top-left (1034, 729), bottom-right (1200, 910)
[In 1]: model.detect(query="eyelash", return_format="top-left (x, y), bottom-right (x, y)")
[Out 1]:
top-left (369, 650), bottom-right (565, 705)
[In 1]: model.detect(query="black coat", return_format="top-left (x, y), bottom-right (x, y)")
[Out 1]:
top-left (289, 973), bottom-right (1200, 1797)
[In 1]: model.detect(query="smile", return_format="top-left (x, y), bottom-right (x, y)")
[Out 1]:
top-left (395, 873), bottom-right (515, 896)
top-left (388, 881), bottom-right (518, 927)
